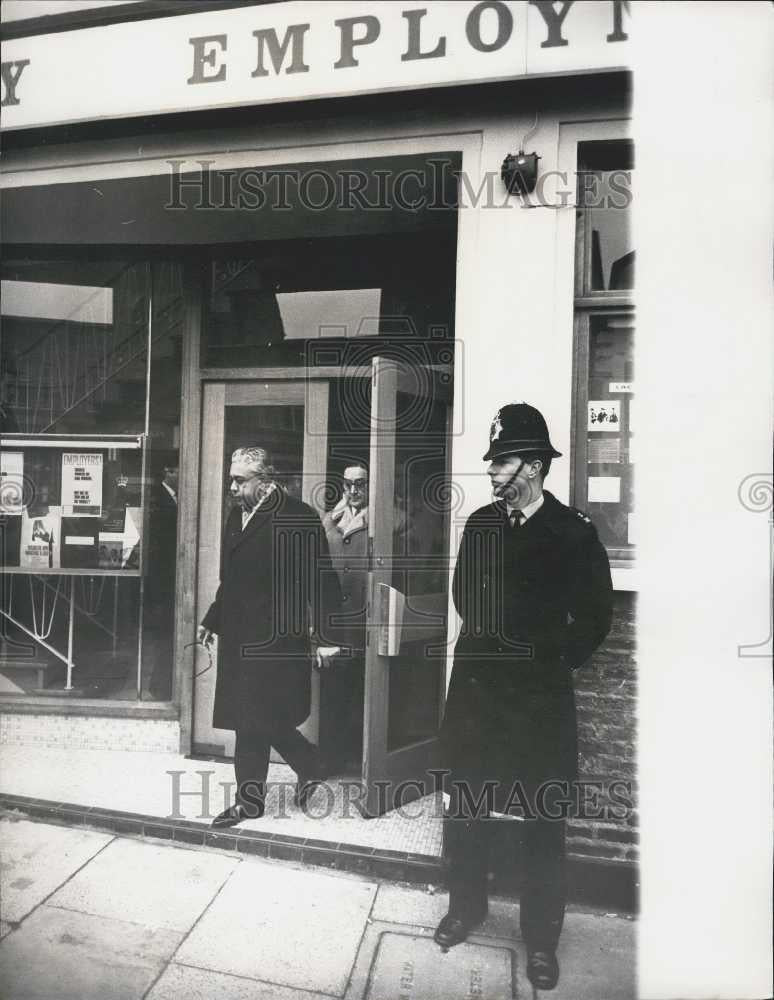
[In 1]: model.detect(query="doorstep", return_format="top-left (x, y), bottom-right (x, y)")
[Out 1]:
top-left (0, 745), bottom-right (445, 886)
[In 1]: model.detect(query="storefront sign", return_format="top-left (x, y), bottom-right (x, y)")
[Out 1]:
top-left (1, 1), bottom-right (630, 130)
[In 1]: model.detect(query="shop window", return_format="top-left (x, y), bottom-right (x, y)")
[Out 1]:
top-left (202, 231), bottom-right (457, 369)
top-left (198, 152), bottom-right (460, 369)
top-left (0, 260), bottom-right (184, 701)
top-left (573, 141), bottom-right (635, 562)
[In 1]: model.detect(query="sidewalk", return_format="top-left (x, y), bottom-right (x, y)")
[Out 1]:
top-left (0, 815), bottom-right (636, 1000)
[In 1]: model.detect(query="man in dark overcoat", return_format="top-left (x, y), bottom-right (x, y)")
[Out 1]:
top-left (434, 403), bottom-right (613, 992)
top-left (198, 446), bottom-right (342, 828)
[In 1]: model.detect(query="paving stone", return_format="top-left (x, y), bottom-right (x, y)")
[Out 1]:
top-left (147, 963), bottom-right (335, 1000)
top-left (0, 904), bottom-right (181, 1000)
top-left (176, 858), bottom-right (376, 995)
top-left (540, 911), bottom-right (637, 1000)
top-left (0, 818), bottom-right (112, 923)
top-left (48, 836), bottom-right (238, 932)
top-left (364, 930), bottom-right (515, 1000)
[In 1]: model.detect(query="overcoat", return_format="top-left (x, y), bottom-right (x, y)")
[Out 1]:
top-left (441, 490), bottom-right (613, 812)
top-left (202, 490), bottom-right (342, 734)
top-left (322, 505), bottom-right (368, 655)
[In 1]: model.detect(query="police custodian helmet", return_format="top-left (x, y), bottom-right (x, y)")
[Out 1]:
top-left (483, 402), bottom-right (563, 461)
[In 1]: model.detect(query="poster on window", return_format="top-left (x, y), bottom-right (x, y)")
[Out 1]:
top-left (588, 401), bottom-right (621, 431)
top-left (61, 453), bottom-right (103, 516)
top-left (0, 451), bottom-right (25, 514)
top-left (20, 506), bottom-right (62, 569)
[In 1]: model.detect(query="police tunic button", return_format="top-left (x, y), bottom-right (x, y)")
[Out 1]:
top-left (343, 537), bottom-right (351, 545)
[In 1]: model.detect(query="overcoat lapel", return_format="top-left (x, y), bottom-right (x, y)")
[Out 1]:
top-left (227, 489), bottom-right (284, 552)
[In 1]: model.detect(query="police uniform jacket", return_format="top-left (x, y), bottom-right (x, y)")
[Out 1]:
top-left (202, 490), bottom-right (342, 734)
top-left (440, 490), bottom-right (613, 808)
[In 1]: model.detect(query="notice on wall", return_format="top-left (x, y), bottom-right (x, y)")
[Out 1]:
top-left (588, 476), bottom-right (621, 504)
top-left (588, 437), bottom-right (622, 464)
top-left (62, 453), bottom-right (103, 516)
top-left (588, 401), bottom-right (621, 431)
top-left (20, 506), bottom-right (62, 569)
top-left (98, 532), bottom-right (124, 569)
top-left (609, 382), bottom-right (634, 393)
top-left (0, 451), bottom-right (25, 514)
top-left (627, 513), bottom-right (637, 545)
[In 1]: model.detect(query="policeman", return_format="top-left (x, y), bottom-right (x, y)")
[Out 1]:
top-left (434, 403), bottom-right (613, 992)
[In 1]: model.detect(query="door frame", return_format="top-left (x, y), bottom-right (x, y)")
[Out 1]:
top-left (192, 377), bottom-right (330, 756)
top-left (174, 128), bottom-right (483, 755)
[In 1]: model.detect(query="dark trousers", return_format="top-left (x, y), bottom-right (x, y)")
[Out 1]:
top-left (234, 725), bottom-right (320, 810)
top-left (445, 814), bottom-right (567, 952)
top-left (318, 656), bottom-right (364, 772)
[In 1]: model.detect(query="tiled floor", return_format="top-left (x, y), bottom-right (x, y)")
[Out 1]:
top-left (0, 745), bottom-right (443, 857)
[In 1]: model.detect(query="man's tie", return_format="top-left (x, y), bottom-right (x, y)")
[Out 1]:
top-left (509, 509), bottom-right (524, 529)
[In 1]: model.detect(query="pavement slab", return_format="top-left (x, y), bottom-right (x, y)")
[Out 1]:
top-left (548, 910), bottom-right (636, 1000)
top-left (0, 904), bottom-right (182, 1000)
top-left (146, 962), bottom-right (338, 1000)
top-left (363, 930), bottom-right (516, 1000)
top-left (176, 857), bottom-right (377, 996)
top-left (0, 818), bottom-right (112, 924)
top-left (48, 836), bottom-right (238, 933)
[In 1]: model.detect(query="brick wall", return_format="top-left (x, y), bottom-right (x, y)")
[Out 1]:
top-left (0, 712), bottom-right (180, 753)
top-left (570, 591), bottom-right (638, 866)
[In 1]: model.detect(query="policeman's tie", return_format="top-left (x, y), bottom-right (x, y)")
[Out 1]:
top-left (509, 509), bottom-right (524, 529)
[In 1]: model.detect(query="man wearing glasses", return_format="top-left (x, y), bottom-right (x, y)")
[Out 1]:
top-left (321, 465), bottom-right (369, 772)
top-left (198, 446), bottom-right (342, 827)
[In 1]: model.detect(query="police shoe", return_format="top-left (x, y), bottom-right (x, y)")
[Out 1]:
top-left (433, 909), bottom-right (487, 949)
top-left (526, 949), bottom-right (560, 990)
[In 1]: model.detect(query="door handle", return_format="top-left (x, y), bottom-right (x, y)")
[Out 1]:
top-left (377, 582), bottom-right (405, 656)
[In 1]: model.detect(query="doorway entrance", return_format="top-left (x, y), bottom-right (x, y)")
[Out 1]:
top-left (194, 360), bottom-right (452, 815)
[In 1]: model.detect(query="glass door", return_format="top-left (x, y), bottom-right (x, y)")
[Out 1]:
top-left (193, 380), bottom-right (328, 756)
top-left (363, 358), bottom-right (453, 816)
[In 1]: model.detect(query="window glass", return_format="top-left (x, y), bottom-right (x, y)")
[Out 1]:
top-left (203, 232), bottom-right (456, 368)
top-left (584, 315), bottom-right (635, 553)
top-left (578, 141), bottom-right (634, 294)
top-left (0, 260), bottom-right (184, 702)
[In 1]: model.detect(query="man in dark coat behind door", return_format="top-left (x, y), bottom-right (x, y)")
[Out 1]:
top-left (434, 403), bottom-right (613, 992)
top-left (198, 446), bottom-right (342, 828)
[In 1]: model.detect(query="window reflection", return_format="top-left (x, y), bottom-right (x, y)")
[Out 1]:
top-left (0, 260), bottom-right (184, 702)
top-left (578, 140), bottom-right (634, 294)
